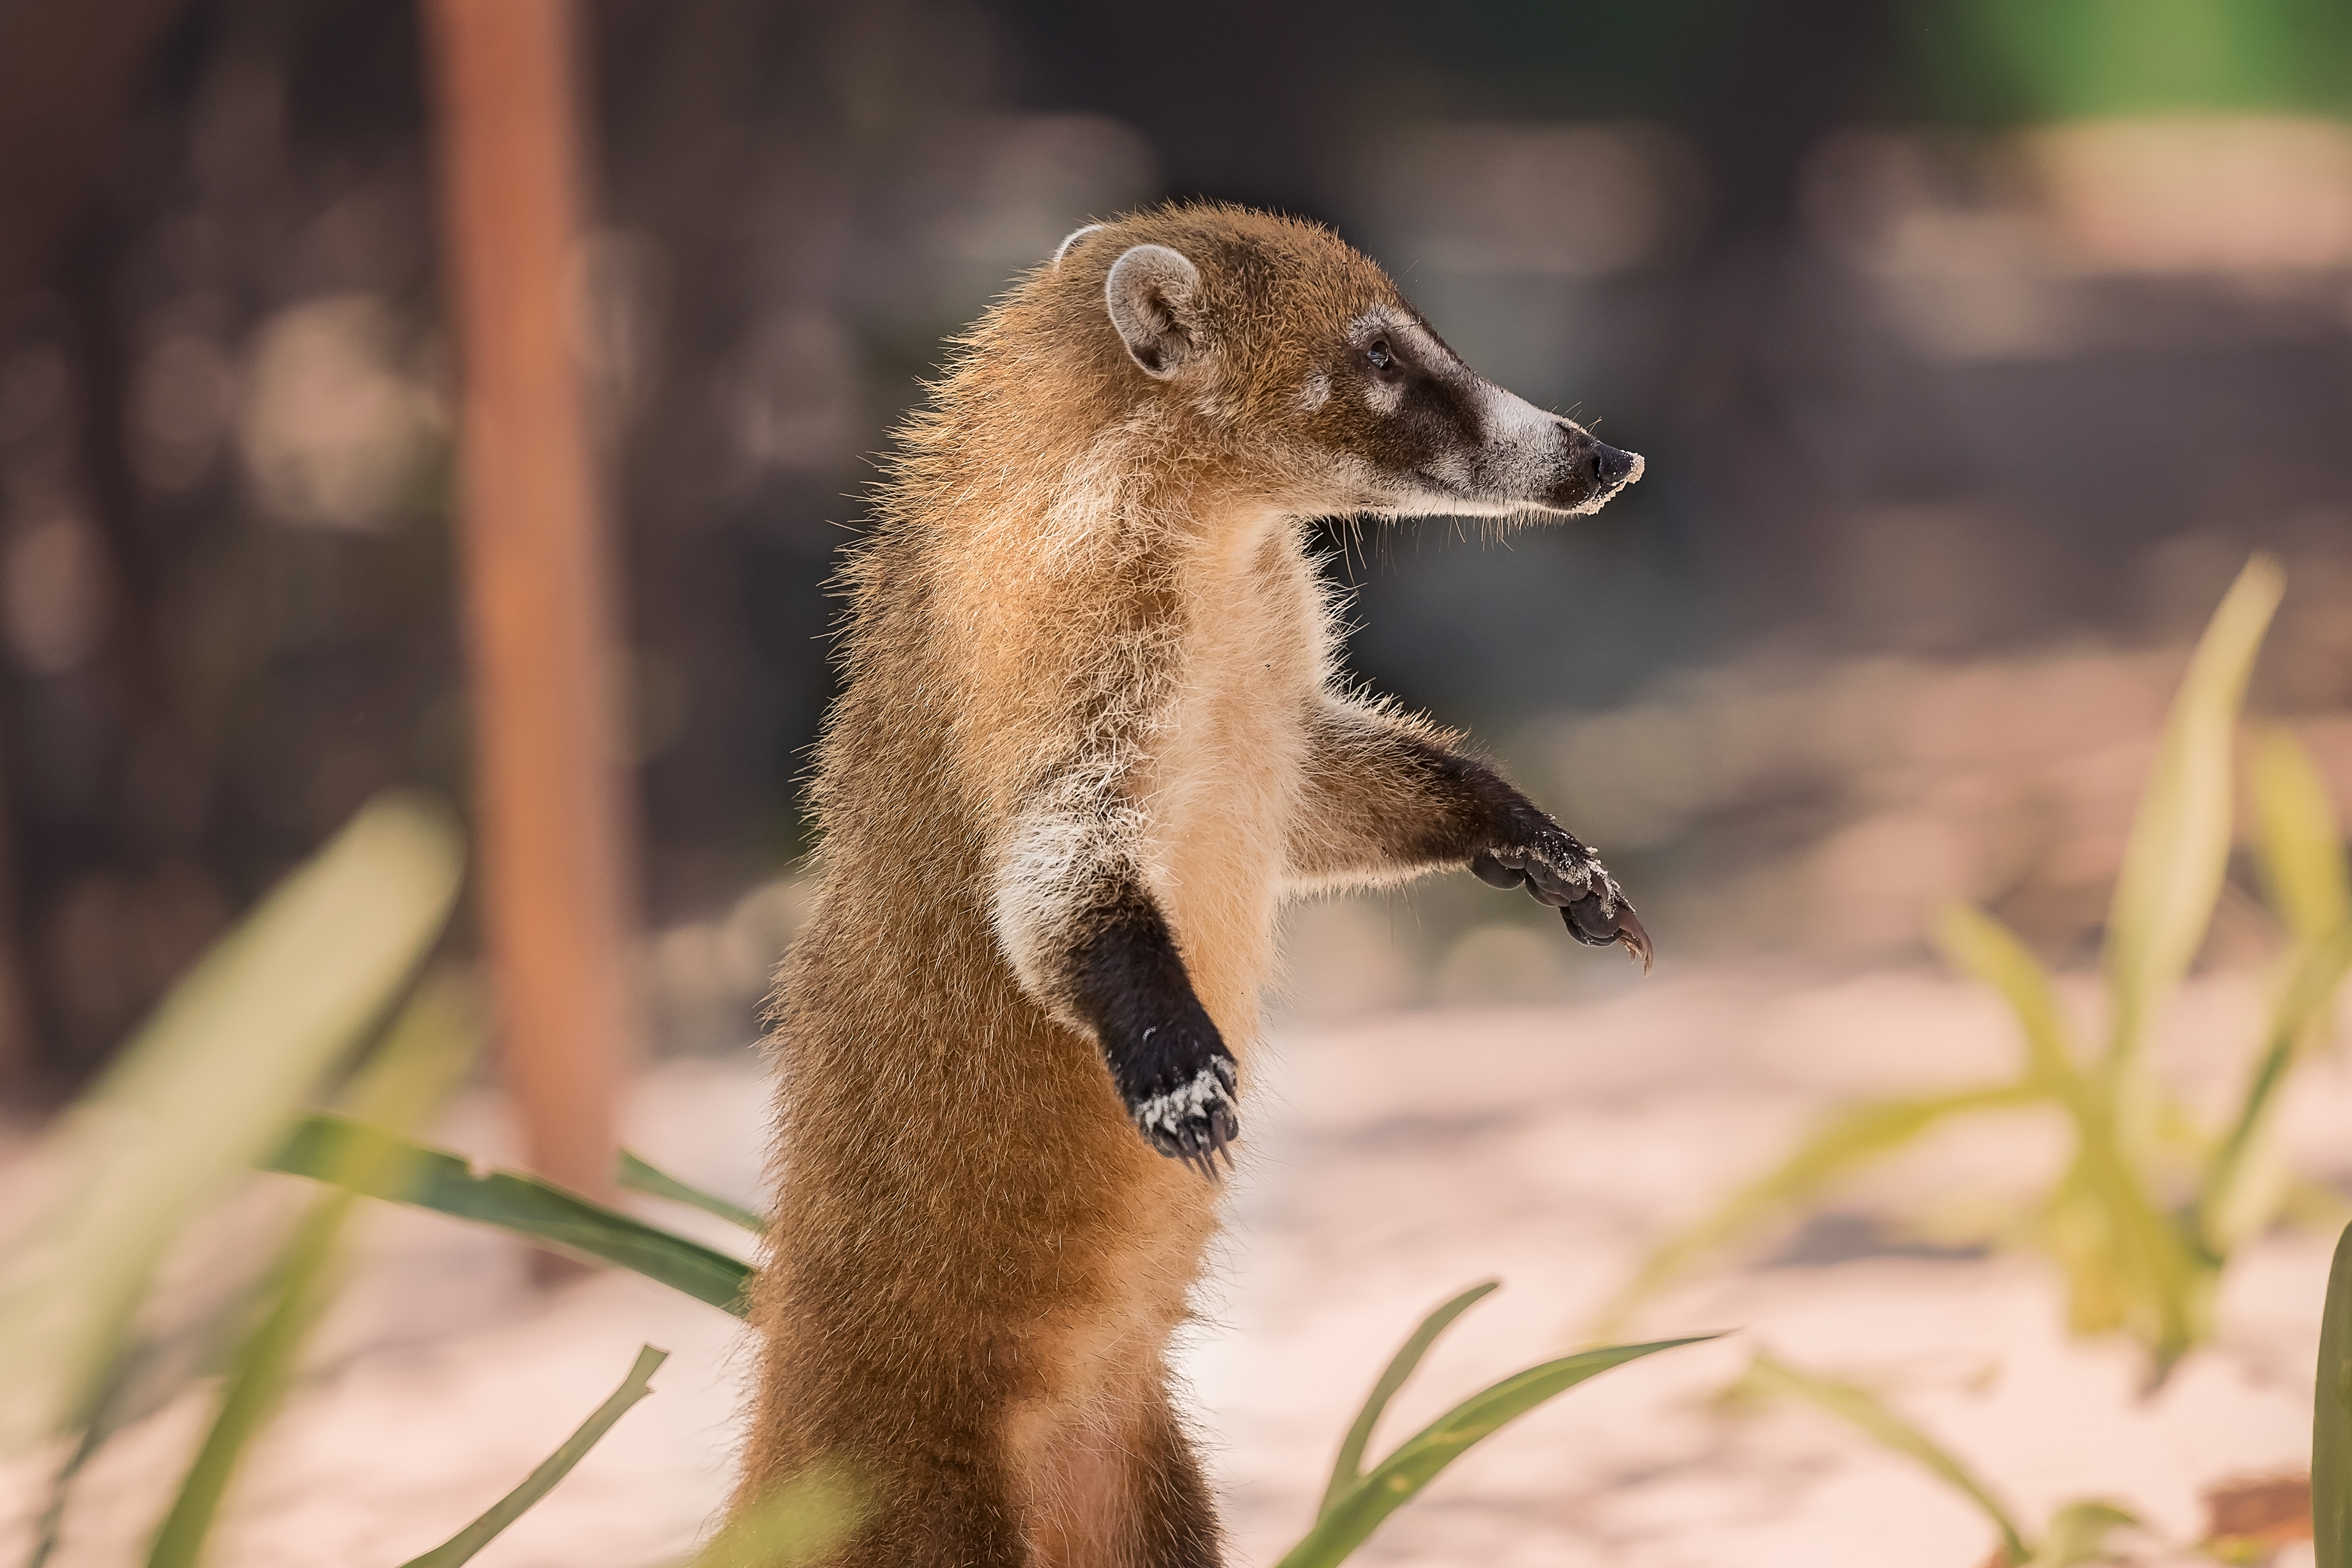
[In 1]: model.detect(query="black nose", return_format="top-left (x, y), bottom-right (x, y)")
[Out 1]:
top-left (1586, 441), bottom-right (1638, 491)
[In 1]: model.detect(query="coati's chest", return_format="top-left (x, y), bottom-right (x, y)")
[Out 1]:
top-left (1131, 513), bottom-right (1327, 1028)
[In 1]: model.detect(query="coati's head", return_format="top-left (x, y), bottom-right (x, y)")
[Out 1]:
top-left (1043, 204), bottom-right (1642, 522)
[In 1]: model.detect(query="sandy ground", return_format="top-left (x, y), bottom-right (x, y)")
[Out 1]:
top-left (5, 962), bottom-right (2345, 1567)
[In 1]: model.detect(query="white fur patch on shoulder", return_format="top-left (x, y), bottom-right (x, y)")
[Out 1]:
top-left (1052, 223), bottom-right (1104, 270)
top-left (1134, 1063), bottom-right (1237, 1139)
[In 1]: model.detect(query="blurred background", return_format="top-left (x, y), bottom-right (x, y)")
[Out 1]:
top-left (4, 0), bottom-right (2352, 1095)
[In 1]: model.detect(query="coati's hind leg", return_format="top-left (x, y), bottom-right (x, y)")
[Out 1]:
top-left (1125, 1391), bottom-right (1223, 1568)
top-left (1020, 1379), bottom-right (1222, 1568)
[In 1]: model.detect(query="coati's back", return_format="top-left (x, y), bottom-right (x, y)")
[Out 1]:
top-left (735, 204), bottom-right (1651, 1567)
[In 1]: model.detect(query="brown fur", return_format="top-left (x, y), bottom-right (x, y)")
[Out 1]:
top-left (733, 203), bottom-right (1643, 1567)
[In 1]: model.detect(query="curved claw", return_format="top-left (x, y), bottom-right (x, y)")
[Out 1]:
top-left (1134, 1060), bottom-right (1241, 1180)
top-left (1564, 897), bottom-right (1653, 973)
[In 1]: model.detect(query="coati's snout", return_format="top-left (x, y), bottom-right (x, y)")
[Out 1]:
top-left (1084, 224), bottom-right (1645, 524)
top-left (1317, 307), bottom-right (1646, 522)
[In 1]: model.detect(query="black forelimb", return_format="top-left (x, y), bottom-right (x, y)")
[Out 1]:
top-left (1066, 880), bottom-right (1238, 1177)
top-left (1393, 737), bottom-right (1654, 970)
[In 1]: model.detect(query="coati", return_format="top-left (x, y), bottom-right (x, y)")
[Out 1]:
top-left (734, 203), bottom-right (1649, 1567)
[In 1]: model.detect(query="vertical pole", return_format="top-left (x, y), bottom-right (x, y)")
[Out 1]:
top-left (421, 0), bottom-right (637, 1209)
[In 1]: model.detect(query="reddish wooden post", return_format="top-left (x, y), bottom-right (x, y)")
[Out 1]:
top-left (421, 0), bottom-right (638, 1210)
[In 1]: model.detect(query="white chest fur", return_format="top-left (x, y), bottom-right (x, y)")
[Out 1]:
top-left (1136, 514), bottom-right (1327, 1038)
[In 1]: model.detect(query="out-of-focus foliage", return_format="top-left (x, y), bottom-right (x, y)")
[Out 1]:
top-left (1909, 0), bottom-right (2352, 124)
top-left (0, 793), bottom-right (461, 1451)
top-left (1731, 1350), bottom-right (2146, 1568)
top-left (0, 793), bottom-right (769, 1563)
top-left (1601, 556), bottom-right (2352, 1378)
top-left (145, 972), bottom-right (481, 1568)
top-left (684, 1462), bottom-right (869, 1568)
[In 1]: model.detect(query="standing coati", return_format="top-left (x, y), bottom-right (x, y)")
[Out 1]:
top-left (734, 203), bottom-right (1649, 1567)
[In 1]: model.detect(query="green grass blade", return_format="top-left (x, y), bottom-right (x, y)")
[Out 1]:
top-left (2250, 725), bottom-right (2351, 945)
top-left (1318, 1281), bottom-right (1499, 1520)
top-left (2199, 924), bottom-right (2352, 1254)
top-left (2103, 554), bottom-right (2282, 1065)
top-left (145, 1197), bottom-right (352, 1568)
top-left (2044, 1125), bottom-right (2210, 1376)
top-left (144, 975), bottom-right (483, 1568)
top-left (1934, 905), bottom-right (2084, 1093)
top-left (1738, 1350), bottom-right (2032, 1566)
top-left (687, 1462), bottom-right (869, 1568)
top-left (2316, 1222), bottom-right (2352, 1568)
top-left (1278, 1335), bottom-right (1710, 1568)
top-left (619, 1151), bottom-right (767, 1234)
top-left (0, 793), bottom-right (462, 1451)
top-left (1591, 1085), bottom-right (2040, 1335)
top-left (266, 1115), bottom-right (752, 1316)
top-left (396, 1344), bottom-right (668, 1568)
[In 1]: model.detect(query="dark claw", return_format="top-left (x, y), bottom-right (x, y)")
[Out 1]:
top-left (1136, 1070), bottom-right (1240, 1182)
top-left (1564, 897), bottom-right (1653, 973)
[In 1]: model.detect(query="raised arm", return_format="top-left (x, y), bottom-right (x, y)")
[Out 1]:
top-left (990, 769), bottom-right (1239, 1174)
top-left (1285, 697), bottom-right (1651, 967)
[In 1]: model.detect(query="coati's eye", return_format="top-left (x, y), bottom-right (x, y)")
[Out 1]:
top-left (1365, 339), bottom-right (1395, 372)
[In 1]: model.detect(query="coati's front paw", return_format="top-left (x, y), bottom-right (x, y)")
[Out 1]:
top-left (1474, 827), bottom-right (1653, 971)
top-left (1132, 1051), bottom-right (1240, 1176)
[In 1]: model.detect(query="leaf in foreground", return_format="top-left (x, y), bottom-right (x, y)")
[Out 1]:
top-left (1318, 1281), bottom-right (1498, 1519)
top-left (268, 1115), bottom-right (752, 1316)
top-left (2102, 552), bottom-right (2281, 1063)
top-left (687, 1462), bottom-right (867, 1568)
top-left (145, 974), bottom-right (483, 1568)
top-left (1278, 1324), bottom-right (1709, 1568)
top-left (396, 1344), bottom-right (668, 1568)
top-left (0, 793), bottom-right (462, 1450)
top-left (2315, 1222), bottom-right (2352, 1568)
top-left (618, 1150), bottom-right (767, 1234)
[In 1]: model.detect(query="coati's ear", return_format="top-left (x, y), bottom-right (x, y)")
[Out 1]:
top-left (1105, 244), bottom-right (1199, 379)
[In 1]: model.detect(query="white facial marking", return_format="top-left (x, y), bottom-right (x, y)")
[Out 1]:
top-left (1051, 223), bottom-right (1104, 270)
top-left (1294, 370), bottom-right (1330, 412)
top-left (1362, 378), bottom-right (1404, 417)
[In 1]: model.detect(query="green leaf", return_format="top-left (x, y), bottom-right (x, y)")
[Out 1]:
top-left (2035, 1121), bottom-right (2210, 1378)
top-left (2199, 924), bottom-right (2352, 1254)
top-left (266, 1116), bottom-right (752, 1317)
top-left (2103, 554), bottom-right (2282, 1065)
top-left (0, 793), bottom-right (462, 1450)
top-left (618, 1151), bottom-right (767, 1235)
top-left (1277, 1333), bottom-right (1709, 1568)
top-left (396, 1344), bottom-right (668, 1568)
top-left (1317, 1281), bottom-right (1498, 1520)
top-left (1934, 905), bottom-right (2086, 1095)
top-left (2250, 725), bottom-right (2351, 945)
top-left (1737, 1350), bottom-right (2033, 1567)
top-left (145, 974), bottom-right (483, 1568)
top-left (2026, 1499), bottom-right (2138, 1567)
top-left (2316, 1221), bottom-right (2352, 1568)
top-left (685, 1461), bottom-right (869, 1568)
top-left (1593, 1085), bottom-right (2041, 1335)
